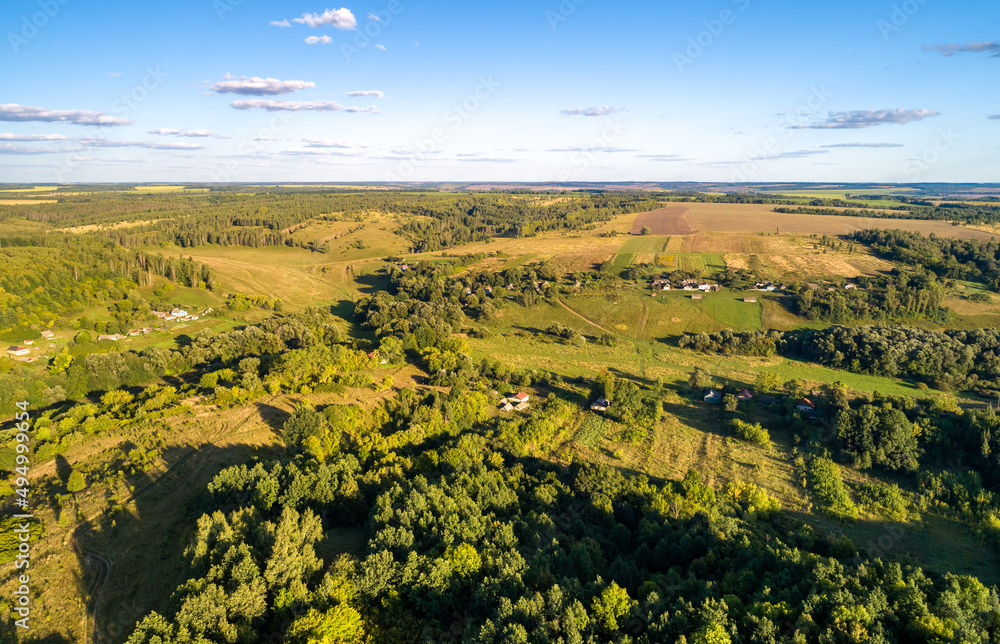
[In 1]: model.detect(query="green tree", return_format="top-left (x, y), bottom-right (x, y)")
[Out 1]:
top-left (283, 405), bottom-right (325, 450)
top-left (287, 605), bottom-right (367, 644)
top-left (754, 372), bottom-right (781, 394)
top-left (591, 582), bottom-right (635, 633)
top-left (67, 470), bottom-right (86, 493)
top-left (689, 368), bottom-right (713, 390)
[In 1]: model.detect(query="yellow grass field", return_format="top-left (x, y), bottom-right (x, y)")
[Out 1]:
top-left (629, 202), bottom-right (996, 241)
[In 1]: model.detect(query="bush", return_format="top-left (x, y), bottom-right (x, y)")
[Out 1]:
top-left (808, 456), bottom-right (858, 520)
top-left (729, 419), bottom-right (770, 446)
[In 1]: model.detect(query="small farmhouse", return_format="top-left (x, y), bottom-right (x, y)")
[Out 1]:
top-left (590, 398), bottom-right (610, 412)
top-left (704, 390), bottom-right (722, 404)
top-left (7, 346), bottom-right (29, 356)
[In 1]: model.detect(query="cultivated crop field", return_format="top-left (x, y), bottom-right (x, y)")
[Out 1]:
top-left (628, 202), bottom-right (997, 240)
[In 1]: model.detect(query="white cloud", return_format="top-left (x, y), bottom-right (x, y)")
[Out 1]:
top-left (637, 154), bottom-right (690, 161)
top-left (252, 133), bottom-right (284, 141)
top-left (560, 106), bottom-right (618, 117)
top-left (368, 12), bottom-right (380, 21)
top-left (820, 142), bottom-right (905, 148)
top-left (305, 35), bottom-right (333, 44)
top-left (109, 71), bottom-right (123, 77)
top-left (549, 146), bottom-right (637, 153)
top-left (0, 103), bottom-right (131, 126)
top-left (0, 143), bottom-right (74, 154)
top-left (230, 99), bottom-right (378, 113)
top-left (210, 75), bottom-right (315, 96)
top-left (302, 138), bottom-right (371, 148)
top-left (79, 138), bottom-right (204, 150)
top-left (375, 44), bottom-right (386, 51)
top-left (0, 133), bottom-right (70, 141)
top-left (790, 109), bottom-right (939, 129)
top-left (270, 19), bottom-right (291, 27)
top-left (148, 128), bottom-right (229, 138)
top-left (293, 8), bottom-right (357, 29)
top-left (345, 90), bottom-right (384, 98)
top-left (923, 41), bottom-right (1000, 58)
top-left (753, 149), bottom-right (829, 160)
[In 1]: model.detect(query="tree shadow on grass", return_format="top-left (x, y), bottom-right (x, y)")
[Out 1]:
top-left (70, 441), bottom-right (284, 643)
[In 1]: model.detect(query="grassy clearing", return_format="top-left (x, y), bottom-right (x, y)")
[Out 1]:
top-left (606, 252), bottom-right (636, 275)
top-left (618, 235), bottom-right (670, 254)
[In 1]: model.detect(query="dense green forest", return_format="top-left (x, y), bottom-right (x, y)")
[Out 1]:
top-left (679, 325), bottom-right (1000, 395)
top-left (851, 229), bottom-right (1000, 290)
top-left (0, 234), bottom-right (215, 334)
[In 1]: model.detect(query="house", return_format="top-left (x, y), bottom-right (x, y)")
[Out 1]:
top-left (6, 346), bottom-right (29, 356)
top-left (399, 264), bottom-right (410, 271)
top-left (40, 330), bottom-right (54, 339)
top-left (807, 283), bottom-right (819, 290)
top-left (514, 401), bottom-right (530, 412)
top-left (97, 334), bottom-right (125, 341)
top-left (128, 329), bottom-right (141, 336)
top-left (697, 283), bottom-right (714, 291)
top-left (590, 398), bottom-right (611, 412)
top-left (736, 389), bottom-right (754, 401)
top-left (845, 283), bottom-right (858, 290)
top-left (509, 392), bottom-right (530, 404)
top-left (170, 308), bottom-right (188, 318)
top-left (652, 278), bottom-right (672, 291)
top-left (704, 390), bottom-right (722, 404)
top-left (500, 402), bottom-right (514, 413)
top-left (796, 398), bottom-right (816, 413)
top-left (141, 328), bottom-right (152, 334)
top-left (23, 340), bottom-right (33, 345)
top-left (189, 315), bottom-right (199, 321)
top-left (691, 294), bottom-right (703, 300)
top-left (743, 297), bottom-right (757, 303)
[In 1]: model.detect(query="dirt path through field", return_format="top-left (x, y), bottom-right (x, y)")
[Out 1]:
top-left (557, 299), bottom-right (612, 334)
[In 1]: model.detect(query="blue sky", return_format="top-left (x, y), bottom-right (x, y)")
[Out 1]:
top-left (0, 0), bottom-right (997, 183)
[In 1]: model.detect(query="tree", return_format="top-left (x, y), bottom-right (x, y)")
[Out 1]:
top-left (591, 582), bottom-right (635, 633)
top-left (67, 470), bottom-right (86, 493)
top-left (723, 394), bottom-right (738, 412)
top-left (689, 368), bottom-right (713, 390)
top-left (640, 226), bottom-right (652, 236)
top-left (287, 605), bottom-right (367, 644)
top-left (283, 405), bottom-right (325, 450)
top-left (783, 378), bottom-right (806, 400)
top-left (754, 372), bottom-right (782, 394)
top-left (74, 330), bottom-right (92, 344)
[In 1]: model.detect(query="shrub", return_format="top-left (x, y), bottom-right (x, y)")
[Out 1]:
top-left (729, 419), bottom-right (770, 446)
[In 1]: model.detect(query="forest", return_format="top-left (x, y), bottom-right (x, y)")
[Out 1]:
top-left (5, 186), bottom-right (1000, 643)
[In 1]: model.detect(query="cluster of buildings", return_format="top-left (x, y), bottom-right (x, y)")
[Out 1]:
top-left (650, 278), bottom-right (719, 295)
top-left (703, 388), bottom-right (818, 415)
top-left (752, 282), bottom-right (785, 292)
top-left (807, 282), bottom-right (859, 291)
top-left (6, 330), bottom-right (57, 361)
top-left (152, 308), bottom-right (200, 322)
top-left (499, 392), bottom-right (530, 412)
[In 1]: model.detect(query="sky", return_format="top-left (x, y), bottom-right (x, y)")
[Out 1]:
top-left (0, 0), bottom-right (998, 183)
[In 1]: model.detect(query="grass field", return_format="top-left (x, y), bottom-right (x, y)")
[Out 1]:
top-left (618, 235), bottom-right (670, 254)
top-left (623, 202), bottom-right (996, 241)
top-left (605, 252), bottom-right (636, 275)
